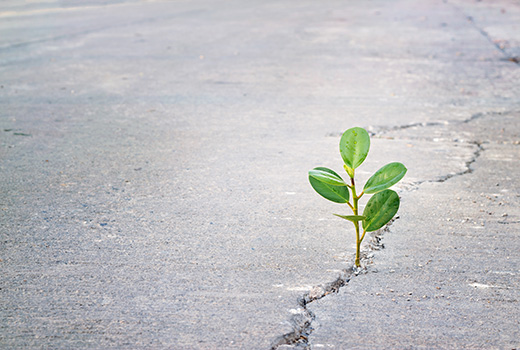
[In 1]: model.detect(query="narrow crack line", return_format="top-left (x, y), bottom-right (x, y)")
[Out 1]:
top-left (465, 15), bottom-right (519, 65)
top-left (461, 112), bottom-right (485, 124)
top-left (369, 111), bottom-right (489, 137)
top-left (270, 226), bottom-right (389, 350)
top-left (407, 141), bottom-right (483, 191)
top-left (370, 121), bottom-right (446, 136)
top-left (373, 112), bottom-right (489, 190)
top-left (326, 111), bottom-right (494, 138)
top-left (372, 111), bottom-right (517, 188)
top-left (446, 0), bottom-right (519, 65)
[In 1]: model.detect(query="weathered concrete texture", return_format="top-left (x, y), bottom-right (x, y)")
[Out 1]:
top-left (307, 114), bottom-right (520, 349)
top-left (0, 0), bottom-right (519, 349)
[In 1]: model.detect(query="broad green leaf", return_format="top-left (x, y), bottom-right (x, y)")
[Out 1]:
top-left (309, 167), bottom-right (350, 203)
top-left (333, 214), bottom-right (365, 223)
top-left (309, 167), bottom-right (348, 186)
top-left (339, 127), bottom-right (370, 170)
top-left (362, 189), bottom-right (400, 232)
top-left (363, 162), bottom-right (407, 194)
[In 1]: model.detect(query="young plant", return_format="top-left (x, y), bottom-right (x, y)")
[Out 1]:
top-left (308, 127), bottom-right (407, 267)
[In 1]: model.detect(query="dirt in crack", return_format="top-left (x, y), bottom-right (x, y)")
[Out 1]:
top-left (270, 228), bottom-right (387, 350)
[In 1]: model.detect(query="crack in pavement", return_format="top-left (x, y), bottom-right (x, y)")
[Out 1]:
top-left (369, 111), bottom-right (513, 189)
top-left (411, 141), bottom-right (483, 187)
top-left (270, 111), bottom-right (503, 349)
top-left (371, 111), bottom-right (486, 135)
top-left (391, 140), bottom-right (483, 194)
top-left (465, 15), bottom-right (520, 65)
top-left (270, 227), bottom-right (388, 350)
top-left (446, 0), bottom-right (520, 65)
top-left (466, 16), bottom-right (514, 61)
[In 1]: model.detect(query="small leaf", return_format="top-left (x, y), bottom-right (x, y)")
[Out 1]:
top-left (362, 189), bottom-right (400, 232)
top-left (363, 162), bottom-right (407, 194)
top-left (309, 167), bottom-right (350, 203)
top-left (333, 214), bottom-right (365, 223)
top-left (343, 164), bottom-right (355, 178)
top-left (339, 127), bottom-right (370, 170)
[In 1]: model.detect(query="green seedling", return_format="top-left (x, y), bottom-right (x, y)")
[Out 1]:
top-left (308, 127), bottom-right (407, 267)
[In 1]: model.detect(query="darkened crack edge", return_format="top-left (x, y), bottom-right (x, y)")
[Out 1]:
top-left (409, 140), bottom-right (483, 189)
top-left (370, 111), bottom-right (486, 135)
top-left (372, 110), bottom-right (516, 189)
top-left (271, 111), bottom-right (500, 349)
top-left (270, 225), bottom-right (390, 350)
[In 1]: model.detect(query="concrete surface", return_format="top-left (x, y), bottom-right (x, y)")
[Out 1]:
top-left (0, 0), bottom-right (518, 349)
top-left (306, 114), bottom-right (520, 349)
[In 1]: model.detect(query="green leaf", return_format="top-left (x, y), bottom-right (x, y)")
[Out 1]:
top-left (309, 167), bottom-right (348, 186)
top-left (333, 214), bottom-right (365, 223)
top-left (339, 127), bottom-right (370, 170)
top-left (309, 167), bottom-right (350, 203)
top-left (363, 162), bottom-right (407, 194)
top-left (362, 189), bottom-right (400, 232)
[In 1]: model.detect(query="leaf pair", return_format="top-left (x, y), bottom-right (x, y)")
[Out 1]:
top-left (309, 161), bottom-right (406, 201)
top-left (308, 163), bottom-right (406, 204)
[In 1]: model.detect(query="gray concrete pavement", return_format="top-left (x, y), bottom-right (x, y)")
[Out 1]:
top-left (1, 0), bottom-right (519, 349)
top-left (306, 113), bottom-right (520, 349)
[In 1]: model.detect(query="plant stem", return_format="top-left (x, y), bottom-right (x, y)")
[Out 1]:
top-left (350, 177), bottom-right (361, 267)
top-left (360, 229), bottom-right (367, 243)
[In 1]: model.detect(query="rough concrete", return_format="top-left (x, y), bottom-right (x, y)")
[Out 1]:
top-left (306, 113), bottom-right (520, 349)
top-left (0, 0), bottom-right (518, 349)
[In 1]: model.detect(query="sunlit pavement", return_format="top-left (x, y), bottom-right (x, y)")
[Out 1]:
top-left (1, 0), bottom-right (519, 348)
